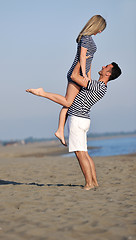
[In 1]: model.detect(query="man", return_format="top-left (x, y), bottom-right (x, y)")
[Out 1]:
top-left (67, 62), bottom-right (122, 190)
top-left (26, 62), bottom-right (122, 190)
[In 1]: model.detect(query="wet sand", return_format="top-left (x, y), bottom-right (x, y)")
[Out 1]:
top-left (0, 141), bottom-right (136, 240)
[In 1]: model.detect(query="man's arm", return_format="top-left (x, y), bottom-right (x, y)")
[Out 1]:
top-left (71, 62), bottom-right (88, 88)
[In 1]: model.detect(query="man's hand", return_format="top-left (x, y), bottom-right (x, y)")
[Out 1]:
top-left (82, 77), bottom-right (89, 87)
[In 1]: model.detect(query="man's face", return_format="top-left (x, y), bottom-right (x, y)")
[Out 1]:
top-left (99, 64), bottom-right (113, 77)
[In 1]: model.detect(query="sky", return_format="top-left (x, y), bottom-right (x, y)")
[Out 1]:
top-left (0, 0), bottom-right (136, 140)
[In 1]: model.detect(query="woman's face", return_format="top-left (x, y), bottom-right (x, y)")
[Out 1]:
top-left (94, 31), bottom-right (102, 36)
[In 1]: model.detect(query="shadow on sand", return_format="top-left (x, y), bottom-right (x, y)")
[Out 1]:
top-left (0, 179), bottom-right (83, 188)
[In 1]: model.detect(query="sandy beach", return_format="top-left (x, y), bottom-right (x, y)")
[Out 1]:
top-left (0, 141), bottom-right (136, 240)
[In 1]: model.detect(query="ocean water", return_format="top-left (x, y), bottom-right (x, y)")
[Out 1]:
top-left (87, 135), bottom-right (136, 157)
top-left (65, 135), bottom-right (136, 157)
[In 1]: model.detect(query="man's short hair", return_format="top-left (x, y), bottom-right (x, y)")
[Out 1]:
top-left (109, 62), bottom-right (122, 81)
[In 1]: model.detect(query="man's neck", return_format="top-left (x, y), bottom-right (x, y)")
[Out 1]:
top-left (98, 76), bottom-right (108, 86)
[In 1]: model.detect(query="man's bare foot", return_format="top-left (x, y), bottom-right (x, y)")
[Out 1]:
top-left (55, 131), bottom-right (67, 147)
top-left (83, 184), bottom-right (94, 190)
top-left (93, 181), bottom-right (99, 187)
top-left (26, 88), bottom-right (45, 97)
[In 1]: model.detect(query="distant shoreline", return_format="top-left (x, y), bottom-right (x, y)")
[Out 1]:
top-left (88, 133), bottom-right (136, 141)
top-left (1, 131), bottom-right (136, 146)
top-left (1, 135), bottom-right (136, 158)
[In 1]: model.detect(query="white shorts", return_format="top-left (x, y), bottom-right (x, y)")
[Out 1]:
top-left (67, 115), bottom-right (91, 152)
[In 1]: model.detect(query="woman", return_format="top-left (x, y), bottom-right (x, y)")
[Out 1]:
top-left (26, 15), bottom-right (106, 145)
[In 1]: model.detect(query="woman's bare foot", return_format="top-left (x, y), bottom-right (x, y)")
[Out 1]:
top-left (26, 88), bottom-right (45, 97)
top-left (83, 184), bottom-right (94, 190)
top-left (55, 131), bottom-right (67, 147)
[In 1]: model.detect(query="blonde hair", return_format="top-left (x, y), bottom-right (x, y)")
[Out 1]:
top-left (76, 15), bottom-right (107, 43)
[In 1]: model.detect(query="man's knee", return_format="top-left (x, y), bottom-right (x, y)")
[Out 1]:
top-left (75, 151), bottom-right (85, 158)
top-left (85, 151), bottom-right (89, 157)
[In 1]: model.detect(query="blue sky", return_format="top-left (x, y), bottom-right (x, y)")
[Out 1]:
top-left (0, 0), bottom-right (136, 140)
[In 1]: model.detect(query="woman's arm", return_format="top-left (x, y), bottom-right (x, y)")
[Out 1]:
top-left (80, 46), bottom-right (88, 79)
top-left (87, 64), bottom-right (91, 80)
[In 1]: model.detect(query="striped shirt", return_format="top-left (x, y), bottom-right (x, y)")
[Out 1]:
top-left (67, 80), bottom-right (107, 119)
top-left (67, 35), bottom-right (97, 81)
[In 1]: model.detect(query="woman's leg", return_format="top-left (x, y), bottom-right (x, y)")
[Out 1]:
top-left (26, 88), bottom-right (74, 107)
top-left (26, 83), bottom-right (80, 145)
top-left (55, 83), bottom-right (80, 146)
top-left (26, 62), bottom-right (84, 145)
top-left (55, 107), bottom-right (68, 146)
top-left (26, 83), bottom-right (80, 107)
